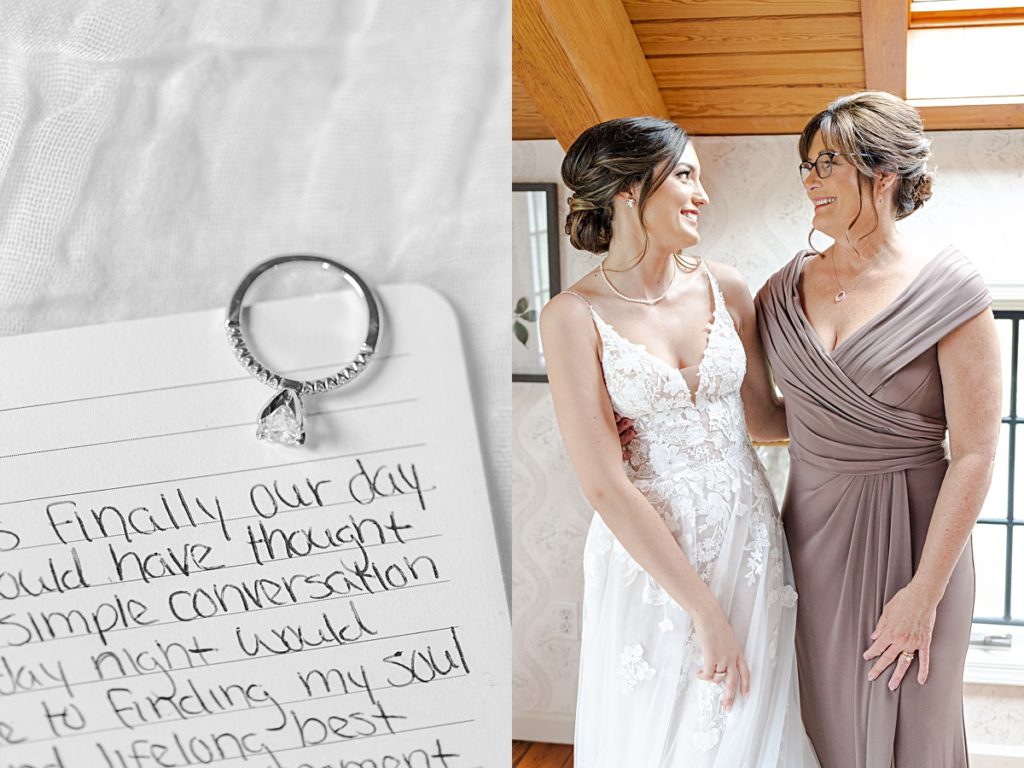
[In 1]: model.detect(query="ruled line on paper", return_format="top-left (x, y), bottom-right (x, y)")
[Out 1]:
top-left (244, 719), bottom-right (477, 765)
top-left (0, 623), bottom-right (463, 698)
top-left (13, 671), bottom-right (472, 747)
top-left (0, 533), bottom-right (444, 600)
top-left (0, 288), bottom-right (505, 765)
top-left (0, 353), bottom-right (411, 414)
top-left (3, 487), bottom-right (439, 556)
top-left (84, 719), bottom-right (478, 768)
top-left (0, 579), bottom-right (453, 650)
top-left (0, 442), bottom-right (427, 508)
top-left (0, 398), bottom-right (420, 461)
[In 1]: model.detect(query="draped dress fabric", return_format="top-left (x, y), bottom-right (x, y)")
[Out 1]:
top-left (567, 264), bottom-right (819, 768)
top-left (755, 247), bottom-right (991, 768)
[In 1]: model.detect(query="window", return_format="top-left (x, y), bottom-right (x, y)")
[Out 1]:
top-left (861, 0), bottom-right (1024, 128)
top-left (974, 311), bottom-right (1024, 628)
top-left (910, 0), bottom-right (1024, 28)
top-left (906, 2), bottom-right (1024, 102)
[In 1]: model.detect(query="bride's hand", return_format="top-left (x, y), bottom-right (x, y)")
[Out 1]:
top-left (693, 610), bottom-right (751, 712)
top-left (614, 412), bottom-right (635, 461)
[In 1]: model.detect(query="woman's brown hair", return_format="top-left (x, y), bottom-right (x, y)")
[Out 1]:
top-left (800, 91), bottom-right (933, 225)
top-left (561, 117), bottom-right (689, 256)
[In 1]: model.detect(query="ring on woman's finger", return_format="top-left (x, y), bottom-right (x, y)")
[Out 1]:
top-left (900, 651), bottom-right (915, 663)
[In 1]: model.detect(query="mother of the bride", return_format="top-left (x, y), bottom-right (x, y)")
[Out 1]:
top-left (756, 91), bottom-right (1000, 767)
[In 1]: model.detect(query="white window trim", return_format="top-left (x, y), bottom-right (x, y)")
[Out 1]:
top-left (991, 285), bottom-right (1024, 308)
top-left (965, 639), bottom-right (1024, 686)
top-left (964, 298), bottom-right (1024, 686)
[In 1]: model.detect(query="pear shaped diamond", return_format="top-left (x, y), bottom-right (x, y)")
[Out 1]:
top-left (256, 389), bottom-right (306, 446)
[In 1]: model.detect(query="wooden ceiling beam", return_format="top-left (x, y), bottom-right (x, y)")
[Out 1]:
top-left (861, 0), bottom-right (909, 96)
top-left (512, 0), bottom-right (669, 149)
top-left (678, 114), bottom-right (813, 135)
top-left (649, 50), bottom-right (864, 89)
top-left (916, 100), bottom-right (1024, 130)
top-left (665, 85), bottom-right (854, 119)
top-left (633, 14), bottom-right (863, 56)
top-left (513, 72), bottom-right (553, 140)
top-left (623, 0), bottom-right (860, 22)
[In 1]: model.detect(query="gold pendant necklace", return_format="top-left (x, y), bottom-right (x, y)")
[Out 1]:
top-left (830, 252), bottom-right (881, 303)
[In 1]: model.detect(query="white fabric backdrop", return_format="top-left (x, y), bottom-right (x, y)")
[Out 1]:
top-left (0, 1), bottom-right (511, 588)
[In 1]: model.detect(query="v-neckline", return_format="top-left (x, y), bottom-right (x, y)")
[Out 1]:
top-left (794, 246), bottom-right (953, 359)
top-left (589, 264), bottom-right (719, 406)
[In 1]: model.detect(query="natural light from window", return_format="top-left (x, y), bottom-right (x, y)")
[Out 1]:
top-left (906, 0), bottom-right (1024, 103)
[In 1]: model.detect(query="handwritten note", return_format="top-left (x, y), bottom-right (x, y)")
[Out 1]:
top-left (0, 285), bottom-right (508, 768)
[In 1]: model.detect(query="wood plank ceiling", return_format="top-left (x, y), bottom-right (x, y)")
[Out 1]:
top-left (514, 0), bottom-right (868, 140)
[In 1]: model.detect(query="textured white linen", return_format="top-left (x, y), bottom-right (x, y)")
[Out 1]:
top-left (0, 1), bottom-right (511, 590)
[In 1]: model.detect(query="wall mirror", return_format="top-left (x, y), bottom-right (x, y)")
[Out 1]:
top-left (512, 182), bottom-right (561, 382)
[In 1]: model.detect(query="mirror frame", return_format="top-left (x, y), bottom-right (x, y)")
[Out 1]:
top-left (512, 182), bottom-right (562, 383)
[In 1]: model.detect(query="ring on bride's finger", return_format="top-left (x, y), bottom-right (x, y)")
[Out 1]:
top-left (900, 651), bottom-right (915, 662)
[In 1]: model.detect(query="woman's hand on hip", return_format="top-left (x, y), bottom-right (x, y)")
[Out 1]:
top-left (863, 581), bottom-right (939, 689)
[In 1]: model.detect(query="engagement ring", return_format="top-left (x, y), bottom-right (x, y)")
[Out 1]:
top-left (226, 255), bottom-right (381, 446)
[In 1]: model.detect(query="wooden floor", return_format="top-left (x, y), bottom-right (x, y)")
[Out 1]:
top-left (512, 741), bottom-right (574, 767)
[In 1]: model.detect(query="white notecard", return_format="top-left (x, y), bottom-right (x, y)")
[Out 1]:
top-left (0, 285), bottom-right (508, 768)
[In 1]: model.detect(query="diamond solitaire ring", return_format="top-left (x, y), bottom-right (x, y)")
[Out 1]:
top-left (226, 255), bottom-right (381, 446)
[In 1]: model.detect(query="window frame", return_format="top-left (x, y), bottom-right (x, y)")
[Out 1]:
top-left (861, 0), bottom-right (1024, 129)
top-left (910, 0), bottom-right (1024, 28)
top-left (965, 307), bottom-right (1024, 682)
top-left (973, 310), bottom-right (1024, 628)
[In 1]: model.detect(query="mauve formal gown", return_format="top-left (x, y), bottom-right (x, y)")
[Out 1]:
top-left (755, 246), bottom-right (991, 768)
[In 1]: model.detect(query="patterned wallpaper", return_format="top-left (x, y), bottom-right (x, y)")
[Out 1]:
top-left (512, 130), bottom-right (1024, 756)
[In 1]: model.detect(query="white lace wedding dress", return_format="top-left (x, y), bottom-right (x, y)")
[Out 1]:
top-left (566, 265), bottom-right (819, 768)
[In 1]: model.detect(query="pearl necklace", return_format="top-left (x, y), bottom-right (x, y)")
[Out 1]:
top-left (600, 262), bottom-right (677, 305)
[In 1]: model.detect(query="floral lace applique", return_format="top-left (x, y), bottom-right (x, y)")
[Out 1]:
top-left (743, 520), bottom-right (770, 586)
top-left (676, 633), bottom-right (700, 692)
top-left (617, 644), bottom-right (656, 694)
top-left (690, 680), bottom-right (728, 752)
top-left (577, 269), bottom-right (786, 598)
top-left (780, 585), bottom-right (798, 608)
top-left (642, 576), bottom-right (669, 607)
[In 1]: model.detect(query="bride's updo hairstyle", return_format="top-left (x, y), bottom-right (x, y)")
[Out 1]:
top-left (561, 117), bottom-right (689, 255)
top-left (800, 91), bottom-right (934, 223)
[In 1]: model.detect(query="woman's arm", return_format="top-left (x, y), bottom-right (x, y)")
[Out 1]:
top-left (864, 308), bottom-right (1001, 689)
top-left (709, 263), bottom-right (787, 442)
top-left (540, 292), bottom-right (750, 707)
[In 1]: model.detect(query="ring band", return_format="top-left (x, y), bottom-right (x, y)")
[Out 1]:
top-left (900, 651), bottom-right (915, 662)
top-left (226, 254), bottom-right (381, 446)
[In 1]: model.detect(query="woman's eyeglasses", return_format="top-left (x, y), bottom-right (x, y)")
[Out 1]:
top-left (799, 151), bottom-right (867, 182)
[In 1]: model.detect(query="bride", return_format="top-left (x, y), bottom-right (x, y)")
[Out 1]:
top-left (540, 117), bottom-right (819, 767)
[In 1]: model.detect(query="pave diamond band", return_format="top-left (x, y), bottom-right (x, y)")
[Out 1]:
top-left (226, 254), bottom-right (381, 445)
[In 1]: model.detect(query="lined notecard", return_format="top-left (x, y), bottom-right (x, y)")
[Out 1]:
top-left (0, 285), bottom-right (508, 768)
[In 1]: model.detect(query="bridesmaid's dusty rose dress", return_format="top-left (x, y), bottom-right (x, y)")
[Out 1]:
top-left (755, 246), bottom-right (991, 768)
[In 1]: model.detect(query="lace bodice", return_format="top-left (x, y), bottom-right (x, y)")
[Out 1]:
top-left (569, 265), bottom-right (814, 767)
top-left (566, 264), bottom-right (750, 481)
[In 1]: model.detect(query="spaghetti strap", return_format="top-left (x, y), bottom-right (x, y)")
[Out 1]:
top-left (561, 289), bottom-right (595, 312)
top-left (701, 261), bottom-right (733, 331)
